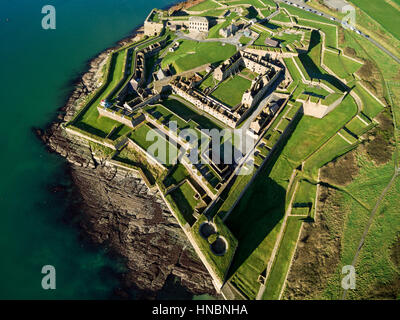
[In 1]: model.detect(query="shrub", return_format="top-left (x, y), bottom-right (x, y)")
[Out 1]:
top-left (208, 233), bottom-right (218, 244)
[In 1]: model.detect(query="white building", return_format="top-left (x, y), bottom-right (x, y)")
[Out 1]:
top-left (189, 16), bottom-right (209, 32)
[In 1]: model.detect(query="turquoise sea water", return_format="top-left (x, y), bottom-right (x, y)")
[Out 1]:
top-left (0, 0), bottom-right (183, 299)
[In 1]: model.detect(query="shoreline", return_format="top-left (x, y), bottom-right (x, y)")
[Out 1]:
top-left (37, 0), bottom-right (217, 300)
top-left (44, 0), bottom-right (207, 128)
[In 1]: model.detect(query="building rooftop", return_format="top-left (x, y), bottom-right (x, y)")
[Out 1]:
top-left (189, 16), bottom-right (208, 23)
top-left (265, 38), bottom-right (279, 47)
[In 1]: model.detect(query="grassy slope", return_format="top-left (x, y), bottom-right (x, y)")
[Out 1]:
top-left (161, 40), bottom-right (236, 73)
top-left (262, 216), bottom-right (304, 299)
top-left (130, 123), bottom-right (178, 166)
top-left (225, 92), bottom-right (357, 298)
top-left (162, 97), bottom-right (223, 130)
top-left (283, 95), bottom-right (358, 163)
top-left (187, 0), bottom-right (221, 11)
top-left (322, 152), bottom-right (398, 299)
top-left (349, 0), bottom-right (400, 40)
top-left (211, 75), bottom-right (252, 108)
top-left (74, 49), bottom-right (129, 137)
top-left (323, 50), bottom-right (362, 80)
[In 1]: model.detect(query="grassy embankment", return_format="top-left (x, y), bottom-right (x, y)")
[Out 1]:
top-left (161, 40), bottom-right (236, 74)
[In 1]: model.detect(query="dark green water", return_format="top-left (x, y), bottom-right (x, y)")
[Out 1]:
top-left (0, 0), bottom-right (182, 299)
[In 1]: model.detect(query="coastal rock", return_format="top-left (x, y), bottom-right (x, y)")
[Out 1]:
top-left (70, 161), bottom-right (216, 297)
top-left (38, 26), bottom-right (217, 296)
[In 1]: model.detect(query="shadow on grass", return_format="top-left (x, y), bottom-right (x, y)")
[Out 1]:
top-left (261, 22), bottom-right (280, 30)
top-left (108, 124), bottom-right (127, 140)
top-left (246, 7), bottom-right (258, 19)
top-left (298, 30), bottom-right (348, 93)
top-left (72, 52), bottom-right (119, 125)
top-left (75, 121), bottom-right (108, 139)
top-left (170, 187), bottom-right (196, 226)
top-left (162, 98), bottom-right (222, 130)
top-left (224, 110), bottom-right (303, 280)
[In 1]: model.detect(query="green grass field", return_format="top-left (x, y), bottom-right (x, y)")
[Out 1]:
top-left (284, 95), bottom-right (358, 163)
top-left (220, 0), bottom-right (270, 9)
top-left (113, 145), bottom-right (162, 184)
top-left (271, 10), bottom-right (292, 23)
top-left (162, 97), bottom-right (223, 130)
top-left (224, 92), bottom-right (358, 298)
top-left (163, 163), bottom-right (189, 188)
top-left (272, 32), bottom-right (302, 49)
top-left (339, 28), bottom-right (399, 105)
top-left (199, 74), bottom-right (217, 91)
top-left (207, 19), bottom-right (234, 39)
top-left (293, 179), bottom-right (317, 214)
top-left (353, 84), bottom-right (384, 119)
top-left (323, 50), bottom-right (362, 80)
top-left (144, 104), bottom-right (189, 132)
top-left (262, 216), bottom-right (304, 299)
top-left (349, 0), bottom-right (400, 41)
top-left (239, 36), bottom-right (252, 45)
top-left (190, 214), bottom-right (238, 284)
top-left (345, 115), bottom-right (374, 137)
top-left (130, 123), bottom-right (179, 167)
top-left (73, 49), bottom-right (129, 137)
top-left (283, 57), bottom-right (303, 82)
top-left (297, 19), bottom-right (338, 48)
top-left (253, 30), bottom-right (273, 46)
top-left (161, 40), bottom-right (236, 74)
top-left (322, 151), bottom-right (399, 299)
top-left (211, 75), bottom-right (252, 108)
top-left (226, 156), bottom-right (292, 299)
top-left (240, 68), bottom-right (258, 80)
top-left (303, 134), bottom-right (357, 177)
top-left (225, 107), bottom-right (301, 298)
top-left (168, 181), bottom-right (199, 226)
top-left (186, 0), bottom-right (222, 11)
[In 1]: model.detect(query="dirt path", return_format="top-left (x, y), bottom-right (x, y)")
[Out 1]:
top-left (341, 169), bottom-right (399, 299)
top-left (342, 81), bottom-right (400, 299)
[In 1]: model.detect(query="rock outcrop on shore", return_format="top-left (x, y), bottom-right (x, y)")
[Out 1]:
top-left (38, 26), bottom-right (217, 299)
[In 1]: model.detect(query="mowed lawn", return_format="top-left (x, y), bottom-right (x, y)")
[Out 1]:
top-left (253, 30), bottom-right (273, 46)
top-left (226, 151), bottom-right (294, 299)
top-left (211, 75), bottom-right (252, 108)
top-left (353, 84), bottom-right (384, 119)
top-left (297, 19), bottom-right (338, 48)
top-left (323, 50), bottom-right (362, 80)
top-left (283, 57), bottom-right (303, 82)
top-left (169, 181), bottom-right (199, 226)
top-left (186, 0), bottom-right (221, 11)
top-left (74, 49), bottom-right (128, 137)
top-left (272, 32), bottom-right (302, 48)
top-left (281, 94), bottom-right (358, 163)
top-left (130, 123), bottom-right (179, 167)
top-left (349, 0), bottom-right (400, 40)
top-left (162, 97), bottom-right (223, 130)
top-left (303, 133), bottom-right (357, 178)
top-left (226, 93), bottom-right (358, 298)
top-left (262, 216), bottom-right (304, 299)
top-left (161, 40), bottom-right (236, 74)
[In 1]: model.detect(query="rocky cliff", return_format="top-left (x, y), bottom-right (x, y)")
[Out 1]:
top-left (38, 27), bottom-right (217, 299)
